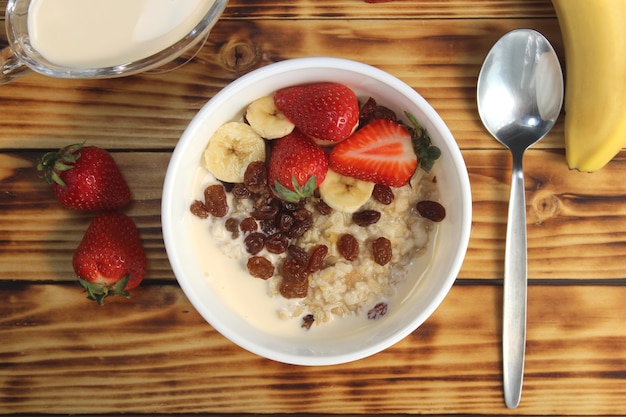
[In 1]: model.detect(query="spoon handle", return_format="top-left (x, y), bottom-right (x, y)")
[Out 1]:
top-left (503, 151), bottom-right (527, 408)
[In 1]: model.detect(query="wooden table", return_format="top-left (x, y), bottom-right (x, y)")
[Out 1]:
top-left (2, 1), bottom-right (625, 415)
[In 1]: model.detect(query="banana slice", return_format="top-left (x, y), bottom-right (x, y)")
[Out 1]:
top-left (203, 122), bottom-right (266, 183)
top-left (319, 168), bottom-right (375, 213)
top-left (245, 95), bottom-right (295, 139)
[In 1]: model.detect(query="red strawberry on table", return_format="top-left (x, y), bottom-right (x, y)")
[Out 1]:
top-left (73, 212), bottom-right (147, 305)
top-left (268, 129), bottom-right (329, 202)
top-left (274, 82), bottom-right (359, 146)
top-left (38, 143), bottom-right (131, 211)
top-left (329, 118), bottom-right (418, 187)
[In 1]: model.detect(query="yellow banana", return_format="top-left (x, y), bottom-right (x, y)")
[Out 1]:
top-left (552, 0), bottom-right (626, 172)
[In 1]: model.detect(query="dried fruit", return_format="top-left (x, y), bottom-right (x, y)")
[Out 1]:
top-left (416, 200), bottom-right (446, 222)
top-left (225, 217), bottom-right (240, 238)
top-left (190, 200), bottom-right (209, 219)
top-left (338, 234), bottom-right (359, 261)
top-left (244, 161), bottom-right (268, 194)
top-left (372, 184), bottom-right (394, 205)
top-left (367, 302), bottom-right (388, 320)
top-left (279, 258), bottom-right (309, 298)
top-left (204, 184), bottom-right (229, 217)
top-left (307, 244), bottom-right (328, 272)
top-left (247, 256), bottom-right (275, 280)
top-left (239, 217), bottom-right (258, 233)
top-left (352, 210), bottom-right (381, 227)
top-left (372, 237), bottom-right (392, 266)
top-left (244, 232), bottom-right (265, 255)
top-left (301, 314), bottom-right (315, 330)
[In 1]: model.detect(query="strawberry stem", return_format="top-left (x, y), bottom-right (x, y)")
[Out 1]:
top-left (37, 142), bottom-right (85, 187)
top-left (404, 112), bottom-right (441, 173)
top-left (272, 175), bottom-right (317, 203)
top-left (78, 274), bottom-right (131, 306)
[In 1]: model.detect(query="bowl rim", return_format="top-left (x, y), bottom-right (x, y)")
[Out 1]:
top-left (162, 56), bottom-right (472, 365)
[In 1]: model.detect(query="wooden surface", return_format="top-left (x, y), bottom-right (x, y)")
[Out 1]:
top-left (1, 1), bottom-right (625, 415)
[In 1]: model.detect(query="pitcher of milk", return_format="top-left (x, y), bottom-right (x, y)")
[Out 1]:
top-left (1, 0), bottom-right (228, 84)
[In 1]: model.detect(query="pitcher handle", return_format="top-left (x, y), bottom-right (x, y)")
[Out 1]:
top-left (1, 46), bottom-right (31, 84)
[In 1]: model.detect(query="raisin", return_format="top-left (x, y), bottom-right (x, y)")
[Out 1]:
top-left (190, 200), bottom-right (209, 218)
top-left (266, 232), bottom-right (289, 254)
top-left (352, 209), bottom-right (381, 227)
top-left (247, 256), bottom-right (274, 280)
top-left (359, 97), bottom-right (398, 126)
top-left (225, 217), bottom-right (240, 239)
top-left (338, 234), bottom-right (359, 261)
top-left (367, 302), bottom-right (388, 320)
top-left (372, 237), bottom-right (392, 265)
top-left (288, 245), bottom-right (309, 267)
top-left (280, 199), bottom-right (305, 212)
top-left (260, 219), bottom-right (278, 235)
top-left (252, 204), bottom-right (279, 221)
top-left (244, 232), bottom-right (265, 255)
top-left (372, 184), bottom-right (394, 205)
top-left (287, 218), bottom-right (313, 239)
top-left (204, 184), bottom-right (229, 217)
top-left (276, 213), bottom-right (295, 233)
top-left (244, 161), bottom-right (268, 194)
top-left (307, 244), bottom-right (328, 272)
top-left (279, 258), bottom-right (309, 298)
top-left (301, 314), bottom-right (315, 330)
top-left (292, 208), bottom-right (312, 222)
top-left (314, 200), bottom-right (333, 215)
top-left (416, 200), bottom-right (446, 222)
top-left (253, 193), bottom-right (273, 208)
top-left (239, 217), bottom-right (258, 233)
top-left (232, 183), bottom-right (251, 200)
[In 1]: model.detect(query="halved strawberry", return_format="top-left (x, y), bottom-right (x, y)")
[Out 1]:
top-left (329, 119), bottom-right (417, 187)
top-left (268, 129), bottom-right (329, 202)
top-left (274, 82), bottom-right (359, 145)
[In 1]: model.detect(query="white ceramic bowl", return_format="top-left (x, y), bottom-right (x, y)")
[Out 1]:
top-left (162, 57), bottom-right (472, 366)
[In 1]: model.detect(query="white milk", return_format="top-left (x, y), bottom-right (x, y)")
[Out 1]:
top-left (188, 168), bottom-right (438, 340)
top-left (27, 0), bottom-right (216, 68)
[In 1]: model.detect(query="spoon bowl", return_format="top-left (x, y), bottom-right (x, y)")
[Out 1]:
top-left (477, 29), bottom-right (563, 408)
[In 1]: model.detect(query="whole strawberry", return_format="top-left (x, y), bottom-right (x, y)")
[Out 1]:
top-left (268, 129), bottom-right (329, 202)
top-left (38, 143), bottom-right (131, 211)
top-left (274, 82), bottom-right (359, 146)
top-left (73, 212), bottom-right (147, 305)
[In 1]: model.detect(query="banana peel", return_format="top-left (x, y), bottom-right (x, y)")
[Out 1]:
top-left (552, 0), bottom-right (626, 172)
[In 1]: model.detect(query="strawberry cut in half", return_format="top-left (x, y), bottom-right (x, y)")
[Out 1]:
top-left (73, 212), bottom-right (147, 305)
top-left (329, 119), bottom-right (418, 187)
top-left (274, 82), bottom-right (359, 146)
top-left (268, 129), bottom-right (329, 202)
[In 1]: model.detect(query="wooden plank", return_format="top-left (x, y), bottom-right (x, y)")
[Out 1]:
top-left (1, 283), bottom-right (624, 415)
top-left (0, 0), bottom-right (557, 22)
top-left (0, 18), bottom-right (563, 150)
top-left (3, 149), bottom-right (626, 283)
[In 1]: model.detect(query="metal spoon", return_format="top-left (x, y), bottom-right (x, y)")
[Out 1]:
top-left (476, 29), bottom-right (563, 408)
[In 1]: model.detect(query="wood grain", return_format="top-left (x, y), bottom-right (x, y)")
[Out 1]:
top-left (2, 0), bottom-right (626, 415)
top-left (3, 149), bottom-right (626, 283)
top-left (1, 18), bottom-right (564, 150)
top-left (1, 283), bottom-right (624, 415)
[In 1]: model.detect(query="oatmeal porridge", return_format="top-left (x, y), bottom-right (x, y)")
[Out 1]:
top-left (188, 84), bottom-right (445, 330)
